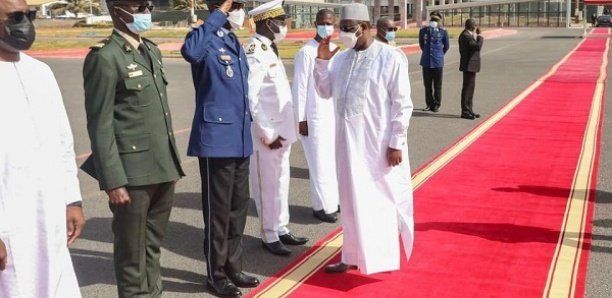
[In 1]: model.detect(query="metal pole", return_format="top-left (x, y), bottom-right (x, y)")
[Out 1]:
top-left (566, 0), bottom-right (571, 28)
top-left (191, 0), bottom-right (197, 24)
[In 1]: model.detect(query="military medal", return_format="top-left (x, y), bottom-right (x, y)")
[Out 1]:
top-left (217, 30), bottom-right (224, 37)
top-left (261, 44), bottom-right (268, 51)
top-left (226, 65), bottom-right (234, 78)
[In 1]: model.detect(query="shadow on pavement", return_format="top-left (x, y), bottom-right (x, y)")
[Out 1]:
top-left (412, 111), bottom-right (461, 119)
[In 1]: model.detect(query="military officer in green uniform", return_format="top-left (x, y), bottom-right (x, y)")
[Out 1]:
top-left (81, 0), bottom-right (185, 297)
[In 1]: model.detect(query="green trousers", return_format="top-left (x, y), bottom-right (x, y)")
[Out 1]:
top-left (110, 182), bottom-right (175, 298)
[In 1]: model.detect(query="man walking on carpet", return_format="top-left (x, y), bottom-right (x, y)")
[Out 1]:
top-left (314, 2), bottom-right (415, 275)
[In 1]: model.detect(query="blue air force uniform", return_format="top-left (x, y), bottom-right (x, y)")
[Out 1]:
top-left (181, 8), bottom-right (254, 284)
top-left (419, 25), bottom-right (449, 111)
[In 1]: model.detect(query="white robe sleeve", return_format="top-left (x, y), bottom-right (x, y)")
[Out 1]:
top-left (48, 70), bottom-right (82, 206)
top-left (388, 50), bottom-right (413, 150)
top-left (314, 58), bottom-right (333, 99)
top-left (292, 49), bottom-right (311, 122)
top-left (248, 56), bottom-right (278, 144)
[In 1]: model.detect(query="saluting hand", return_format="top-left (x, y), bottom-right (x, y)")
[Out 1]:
top-left (66, 205), bottom-right (85, 246)
top-left (0, 239), bottom-right (7, 271)
top-left (387, 147), bottom-right (402, 167)
top-left (317, 36), bottom-right (340, 60)
top-left (107, 187), bottom-right (132, 207)
top-left (299, 121), bottom-right (308, 136)
top-left (219, 0), bottom-right (233, 13)
top-left (268, 136), bottom-right (286, 150)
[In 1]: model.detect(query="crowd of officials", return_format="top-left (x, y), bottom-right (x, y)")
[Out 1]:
top-left (0, 0), bottom-right (484, 297)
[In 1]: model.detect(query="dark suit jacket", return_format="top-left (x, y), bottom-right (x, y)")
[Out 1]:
top-left (458, 29), bottom-right (484, 73)
top-left (82, 31), bottom-right (185, 190)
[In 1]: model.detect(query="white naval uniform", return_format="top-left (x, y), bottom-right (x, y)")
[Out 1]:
top-left (292, 39), bottom-right (339, 214)
top-left (246, 34), bottom-right (298, 243)
top-left (0, 54), bottom-right (82, 298)
top-left (314, 41), bottom-right (415, 275)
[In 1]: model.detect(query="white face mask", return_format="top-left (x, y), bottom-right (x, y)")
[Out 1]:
top-left (429, 21), bottom-right (438, 28)
top-left (339, 28), bottom-right (360, 49)
top-left (227, 9), bottom-right (245, 30)
top-left (274, 25), bottom-right (288, 42)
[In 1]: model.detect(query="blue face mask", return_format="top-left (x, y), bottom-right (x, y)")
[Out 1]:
top-left (385, 31), bottom-right (396, 42)
top-left (317, 25), bottom-right (334, 38)
top-left (119, 8), bottom-right (152, 34)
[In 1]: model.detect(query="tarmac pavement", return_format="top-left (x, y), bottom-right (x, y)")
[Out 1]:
top-left (36, 28), bottom-right (611, 297)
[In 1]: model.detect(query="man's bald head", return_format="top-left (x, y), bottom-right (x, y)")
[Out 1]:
top-left (376, 17), bottom-right (393, 29)
top-left (0, 0), bottom-right (28, 21)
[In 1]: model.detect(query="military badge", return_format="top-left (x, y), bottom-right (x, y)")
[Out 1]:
top-left (226, 65), bottom-right (234, 78)
top-left (261, 44), bottom-right (268, 51)
top-left (246, 43), bottom-right (256, 54)
top-left (127, 64), bottom-right (138, 71)
top-left (217, 30), bottom-right (225, 37)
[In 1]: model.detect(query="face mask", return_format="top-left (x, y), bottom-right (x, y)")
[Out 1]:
top-left (429, 21), bottom-right (438, 28)
top-left (316, 25), bottom-right (334, 38)
top-left (228, 9), bottom-right (245, 30)
top-left (385, 31), bottom-right (396, 42)
top-left (339, 27), bottom-right (360, 49)
top-left (0, 17), bottom-right (36, 51)
top-left (118, 8), bottom-right (152, 34)
top-left (274, 25), bottom-right (288, 42)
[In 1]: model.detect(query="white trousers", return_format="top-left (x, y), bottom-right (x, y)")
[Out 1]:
top-left (301, 123), bottom-right (339, 213)
top-left (250, 144), bottom-right (292, 243)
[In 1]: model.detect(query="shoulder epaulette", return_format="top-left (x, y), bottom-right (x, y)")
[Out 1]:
top-left (90, 38), bottom-right (109, 50)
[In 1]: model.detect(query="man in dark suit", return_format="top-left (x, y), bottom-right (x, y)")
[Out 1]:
top-left (181, 0), bottom-right (259, 296)
top-left (458, 18), bottom-right (484, 120)
top-left (82, 0), bottom-right (185, 297)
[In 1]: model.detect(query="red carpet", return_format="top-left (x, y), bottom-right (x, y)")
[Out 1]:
top-left (248, 28), bottom-right (609, 298)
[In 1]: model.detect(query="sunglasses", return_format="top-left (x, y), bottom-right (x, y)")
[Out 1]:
top-left (384, 27), bottom-right (398, 32)
top-left (5, 10), bottom-right (37, 24)
top-left (115, 2), bottom-right (155, 13)
top-left (339, 24), bottom-right (360, 33)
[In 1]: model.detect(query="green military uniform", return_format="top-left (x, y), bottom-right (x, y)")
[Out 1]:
top-left (82, 30), bottom-right (185, 298)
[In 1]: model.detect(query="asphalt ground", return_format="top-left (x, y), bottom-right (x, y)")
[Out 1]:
top-left (36, 28), bottom-right (611, 297)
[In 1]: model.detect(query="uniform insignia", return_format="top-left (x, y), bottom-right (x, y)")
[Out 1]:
top-left (226, 65), bottom-right (234, 78)
top-left (219, 48), bottom-right (226, 53)
top-left (127, 64), bottom-right (138, 71)
top-left (124, 44), bottom-right (132, 52)
top-left (220, 55), bottom-right (232, 61)
top-left (246, 43), bottom-right (256, 54)
top-left (261, 44), bottom-right (268, 51)
top-left (128, 70), bottom-right (144, 78)
top-left (90, 38), bottom-right (109, 50)
top-left (217, 30), bottom-right (225, 37)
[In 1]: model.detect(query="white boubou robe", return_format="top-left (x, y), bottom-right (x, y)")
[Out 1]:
top-left (314, 41), bottom-right (414, 275)
top-left (292, 39), bottom-right (339, 214)
top-left (0, 54), bottom-right (82, 298)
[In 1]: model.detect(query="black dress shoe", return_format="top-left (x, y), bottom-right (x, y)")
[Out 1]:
top-left (227, 272), bottom-right (260, 288)
top-left (471, 112), bottom-right (480, 118)
top-left (461, 112), bottom-right (475, 120)
top-left (262, 241), bottom-right (291, 256)
top-left (424, 106), bottom-right (432, 111)
top-left (313, 209), bottom-right (338, 223)
top-left (325, 262), bottom-right (357, 273)
top-left (279, 233), bottom-right (309, 245)
top-left (206, 279), bottom-right (241, 298)
top-left (431, 106), bottom-right (440, 112)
